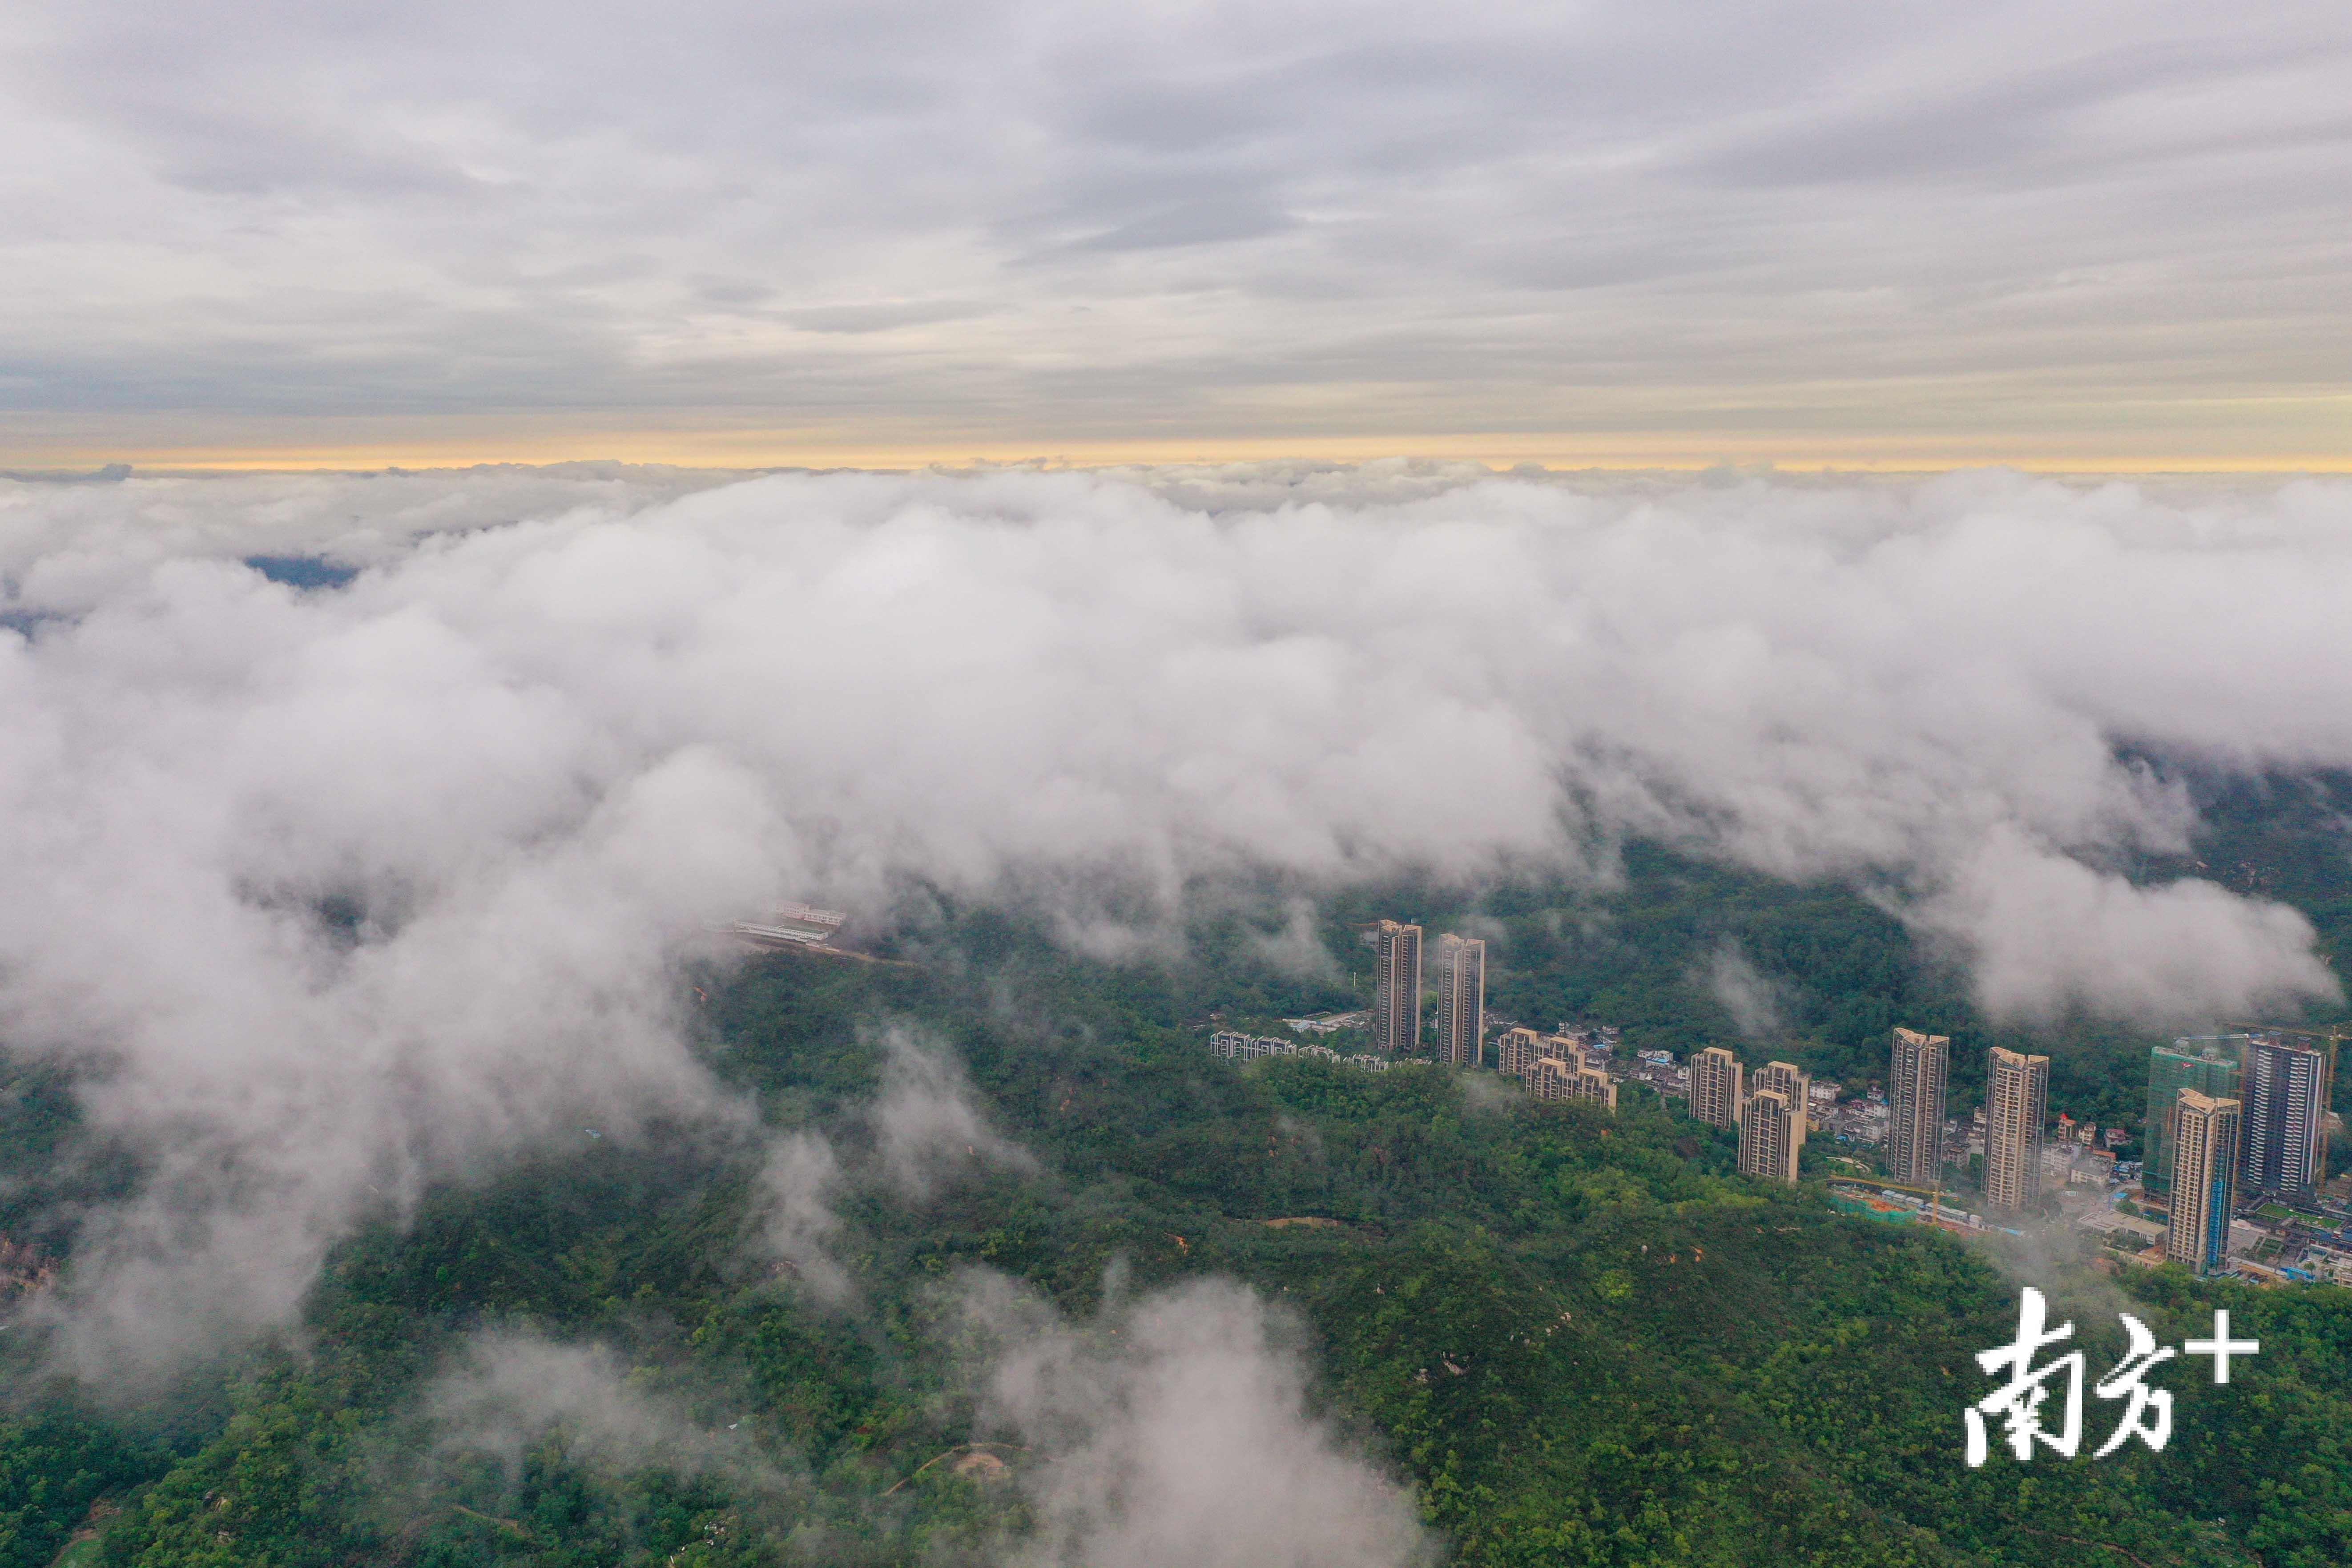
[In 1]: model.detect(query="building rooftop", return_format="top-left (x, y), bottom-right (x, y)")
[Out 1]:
top-left (725, 902), bottom-right (850, 949)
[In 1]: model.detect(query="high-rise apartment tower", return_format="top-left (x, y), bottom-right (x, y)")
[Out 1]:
top-left (1689, 1046), bottom-right (1743, 1130)
top-left (2239, 1032), bottom-right (2333, 1198)
top-left (1983, 1047), bottom-right (2050, 1214)
top-left (2144, 1038), bottom-right (2244, 1196)
top-left (1886, 1028), bottom-right (1949, 1186)
top-left (1751, 1060), bottom-right (1811, 1152)
top-left (1370, 920), bottom-right (1423, 1055)
top-left (1738, 1089), bottom-right (1802, 1184)
top-left (1434, 934), bottom-right (1485, 1068)
top-left (2165, 1090), bottom-right (2242, 1276)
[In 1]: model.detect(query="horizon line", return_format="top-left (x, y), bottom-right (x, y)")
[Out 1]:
top-left (10, 449), bottom-right (2352, 479)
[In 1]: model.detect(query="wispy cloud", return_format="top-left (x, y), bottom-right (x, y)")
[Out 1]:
top-left (959, 1270), bottom-right (1436, 1568)
top-left (1, 462), bottom-right (2345, 1375)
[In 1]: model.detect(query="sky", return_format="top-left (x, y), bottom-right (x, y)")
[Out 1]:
top-left (4, 0), bottom-right (2348, 470)
top-left (5, 462), bottom-right (2349, 1374)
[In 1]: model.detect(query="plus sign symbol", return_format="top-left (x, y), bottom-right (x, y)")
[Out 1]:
top-left (2184, 1310), bottom-right (2260, 1385)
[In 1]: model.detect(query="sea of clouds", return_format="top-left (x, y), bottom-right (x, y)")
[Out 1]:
top-left (2, 460), bottom-right (2348, 1395)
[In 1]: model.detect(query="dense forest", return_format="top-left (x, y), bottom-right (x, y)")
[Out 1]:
top-left (3, 779), bottom-right (2351, 1567)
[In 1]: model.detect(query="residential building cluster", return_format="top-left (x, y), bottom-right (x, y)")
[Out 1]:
top-left (1685, 1046), bottom-right (1811, 1185)
top-left (1207, 915), bottom-right (2352, 1288)
top-left (1216, 918), bottom-right (1640, 1115)
top-left (1526, 1052), bottom-right (1619, 1110)
top-left (1830, 1023), bottom-right (2349, 1286)
top-left (1368, 921), bottom-right (1497, 1067)
top-left (2114, 1027), bottom-right (2347, 1282)
top-left (1493, 1023), bottom-right (1623, 1108)
top-left (1210, 1030), bottom-right (1396, 1072)
top-left (1737, 1065), bottom-right (1806, 1184)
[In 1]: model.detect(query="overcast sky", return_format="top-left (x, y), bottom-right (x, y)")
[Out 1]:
top-left (4, 1), bottom-right (2348, 468)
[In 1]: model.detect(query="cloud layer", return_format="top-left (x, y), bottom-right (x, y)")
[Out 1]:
top-left (962, 1271), bottom-right (1435, 1568)
top-left (411, 1271), bottom-right (1431, 1568)
top-left (1, 461), bottom-right (2346, 1366)
top-left (3, 2), bottom-right (2348, 461)
top-left (422, 1333), bottom-right (791, 1498)
top-left (755, 1025), bottom-right (1033, 1306)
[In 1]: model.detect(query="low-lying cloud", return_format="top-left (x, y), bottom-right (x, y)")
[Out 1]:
top-left (1697, 939), bottom-right (1794, 1039)
top-left (757, 1131), bottom-right (852, 1306)
top-left (422, 1332), bottom-right (789, 1495)
top-left (752, 1024), bottom-right (1031, 1306)
top-left (959, 1271), bottom-right (1435, 1568)
top-left (407, 1273), bottom-right (1430, 1568)
top-left (870, 1026), bottom-right (1035, 1201)
top-left (2, 461), bottom-right (2348, 1368)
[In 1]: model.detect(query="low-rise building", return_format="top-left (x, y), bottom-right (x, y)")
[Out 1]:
top-left (1528, 1055), bottom-right (1618, 1111)
top-left (1499, 1026), bottom-right (1611, 1080)
top-left (1495, 1026), bottom-right (1545, 1079)
top-left (1212, 1031), bottom-right (1397, 1074)
top-left (2077, 1207), bottom-right (2168, 1250)
top-left (1613, 1051), bottom-right (1682, 1102)
top-left (2299, 1244), bottom-right (2352, 1286)
top-left (1212, 1030), bottom-right (1291, 1061)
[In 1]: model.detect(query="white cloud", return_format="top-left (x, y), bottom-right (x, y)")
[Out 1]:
top-left (961, 1270), bottom-right (1435, 1568)
top-left (748, 1026), bottom-right (1032, 1309)
top-left (1918, 828), bottom-right (2339, 1023)
top-left (870, 1026), bottom-right (1035, 1202)
top-left (1697, 939), bottom-right (1793, 1039)
top-left (2, 462), bottom-right (2347, 1372)
top-left (420, 1331), bottom-right (795, 1497)
top-left (756, 1132), bottom-right (851, 1307)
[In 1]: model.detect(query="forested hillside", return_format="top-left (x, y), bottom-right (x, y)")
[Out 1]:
top-left (3, 821), bottom-right (2350, 1568)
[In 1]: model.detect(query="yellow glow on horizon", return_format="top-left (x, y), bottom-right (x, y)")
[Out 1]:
top-left (14, 430), bottom-right (2352, 477)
